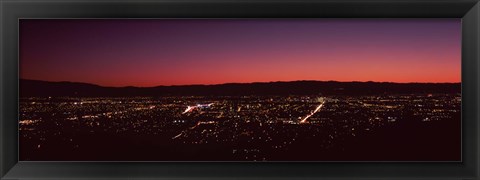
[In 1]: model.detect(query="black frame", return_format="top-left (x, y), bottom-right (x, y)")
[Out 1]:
top-left (1, 0), bottom-right (479, 179)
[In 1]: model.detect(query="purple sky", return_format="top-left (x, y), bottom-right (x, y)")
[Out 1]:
top-left (20, 19), bottom-right (461, 87)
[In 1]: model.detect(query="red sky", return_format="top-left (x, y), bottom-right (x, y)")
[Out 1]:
top-left (20, 19), bottom-right (461, 87)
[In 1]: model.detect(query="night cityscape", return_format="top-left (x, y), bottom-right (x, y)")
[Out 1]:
top-left (19, 19), bottom-right (461, 161)
top-left (19, 87), bottom-right (461, 161)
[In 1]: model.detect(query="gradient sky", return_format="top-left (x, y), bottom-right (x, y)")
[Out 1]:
top-left (20, 19), bottom-right (461, 87)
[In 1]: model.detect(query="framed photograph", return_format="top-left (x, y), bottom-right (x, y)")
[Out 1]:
top-left (1, 0), bottom-right (479, 179)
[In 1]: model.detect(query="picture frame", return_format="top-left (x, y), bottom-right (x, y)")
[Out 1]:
top-left (1, 0), bottom-right (479, 179)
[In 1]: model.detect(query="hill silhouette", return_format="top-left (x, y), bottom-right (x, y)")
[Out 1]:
top-left (20, 79), bottom-right (461, 97)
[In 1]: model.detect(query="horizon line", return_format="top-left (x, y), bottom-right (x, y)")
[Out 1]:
top-left (20, 78), bottom-right (462, 88)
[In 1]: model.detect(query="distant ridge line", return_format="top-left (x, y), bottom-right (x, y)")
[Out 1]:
top-left (20, 79), bottom-right (461, 88)
top-left (19, 79), bottom-right (461, 97)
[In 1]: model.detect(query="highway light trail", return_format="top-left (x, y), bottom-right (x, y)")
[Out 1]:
top-left (182, 106), bottom-right (195, 114)
top-left (182, 103), bottom-right (214, 114)
top-left (300, 99), bottom-right (326, 123)
top-left (172, 132), bottom-right (184, 139)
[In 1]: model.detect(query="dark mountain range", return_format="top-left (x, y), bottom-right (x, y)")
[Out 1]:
top-left (20, 79), bottom-right (461, 97)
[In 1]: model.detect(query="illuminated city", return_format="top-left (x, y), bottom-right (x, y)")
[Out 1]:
top-left (19, 19), bottom-right (461, 161)
top-left (19, 90), bottom-right (461, 161)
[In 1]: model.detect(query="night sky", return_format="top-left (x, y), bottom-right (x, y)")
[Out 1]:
top-left (20, 19), bottom-right (461, 87)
